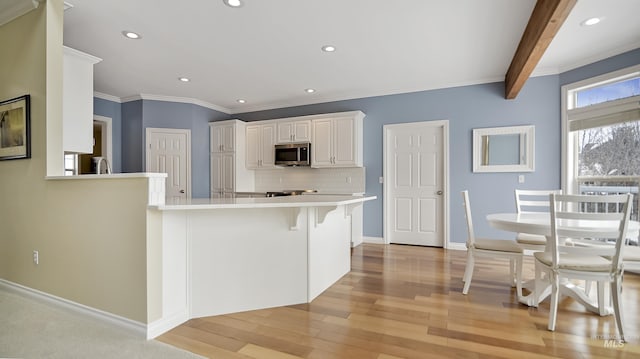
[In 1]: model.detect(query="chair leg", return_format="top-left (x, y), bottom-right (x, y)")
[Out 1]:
top-left (548, 273), bottom-right (560, 331)
top-left (509, 258), bottom-right (516, 287)
top-left (611, 276), bottom-right (626, 342)
top-left (462, 251), bottom-right (474, 295)
top-left (585, 280), bottom-right (592, 295)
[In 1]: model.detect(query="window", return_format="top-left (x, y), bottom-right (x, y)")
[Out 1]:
top-left (64, 153), bottom-right (78, 176)
top-left (563, 65), bottom-right (640, 222)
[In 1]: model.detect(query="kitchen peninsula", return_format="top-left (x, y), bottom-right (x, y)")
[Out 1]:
top-left (148, 194), bottom-right (375, 337)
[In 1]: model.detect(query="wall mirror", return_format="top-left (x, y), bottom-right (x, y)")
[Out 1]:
top-left (473, 125), bottom-right (534, 173)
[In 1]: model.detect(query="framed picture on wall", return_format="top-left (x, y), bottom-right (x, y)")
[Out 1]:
top-left (0, 95), bottom-right (31, 160)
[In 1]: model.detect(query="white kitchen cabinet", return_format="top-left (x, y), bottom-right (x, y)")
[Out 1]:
top-left (246, 122), bottom-right (276, 169)
top-left (210, 121), bottom-right (236, 152)
top-left (209, 120), bottom-right (253, 196)
top-left (210, 152), bottom-right (235, 195)
top-left (311, 111), bottom-right (364, 168)
top-left (62, 46), bottom-right (101, 153)
top-left (276, 120), bottom-right (311, 143)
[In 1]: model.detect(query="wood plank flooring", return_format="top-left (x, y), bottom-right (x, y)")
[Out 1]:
top-left (158, 244), bottom-right (640, 358)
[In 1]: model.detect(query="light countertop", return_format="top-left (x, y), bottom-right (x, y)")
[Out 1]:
top-left (150, 194), bottom-right (376, 211)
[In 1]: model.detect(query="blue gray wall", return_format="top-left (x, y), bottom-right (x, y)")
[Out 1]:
top-left (233, 77), bottom-right (562, 243)
top-left (95, 48), bottom-right (640, 244)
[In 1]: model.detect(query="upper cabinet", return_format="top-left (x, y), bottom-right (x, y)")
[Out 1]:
top-left (63, 47), bottom-right (102, 154)
top-left (311, 111), bottom-right (364, 168)
top-left (276, 120), bottom-right (311, 143)
top-left (211, 121), bottom-right (236, 152)
top-left (246, 122), bottom-right (276, 169)
top-left (210, 120), bottom-right (254, 196)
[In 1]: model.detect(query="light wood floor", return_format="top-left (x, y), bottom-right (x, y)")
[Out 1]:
top-left (158, 244), bottom-right (640, 358)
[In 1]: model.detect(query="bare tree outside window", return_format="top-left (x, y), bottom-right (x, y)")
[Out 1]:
top-left (578, 121), bottom-right (640, 177)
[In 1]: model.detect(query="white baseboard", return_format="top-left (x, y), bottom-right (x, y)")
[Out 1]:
top-left (362, 236), bottom-right (385, 244)
top-left (147, 309), bottom-right (189, 339)
top-left (447, 242), bottom-right (466, 251)
top-left (0, 279), bottom-right (147, 338)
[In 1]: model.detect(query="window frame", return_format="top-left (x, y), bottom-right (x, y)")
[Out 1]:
top-left (561, 64), bottom-right (640, 195)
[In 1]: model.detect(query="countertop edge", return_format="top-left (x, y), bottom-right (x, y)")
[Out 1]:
top-left (150, 195), bottom-right (376, 211)
top-left (46, 172), bottom-right (168, 180)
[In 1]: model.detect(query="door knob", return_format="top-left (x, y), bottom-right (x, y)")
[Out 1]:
top-left (180, 190), bottom-right (185, 194)
top-left (437, 190), bottom-right (443, 195)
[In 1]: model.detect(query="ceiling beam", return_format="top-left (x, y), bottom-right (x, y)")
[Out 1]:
top-left (504, 0), bottom-right (576, 99)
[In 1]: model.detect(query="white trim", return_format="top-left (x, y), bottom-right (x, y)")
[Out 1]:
top-left (0, 279), bottom-right (146, 338)
top-left (146, 309), bottom-right (189, 340)
top-left (383, 120), bottom-right (450, 247)
top-left (472, 125), bottom-right (535, 173)
top-left (122, 93), bottom-right (231, 114)
top-left (145, 127), bottom-right (192, 198)
top-left (63, 46), bottom-right (102, 64)
top-left (362, 236), bottom-right (385, 244)
top-left (561, 64), bottom-right (640, 195)
top-left (94, 115), bottom-right (113, 171)
top-left (447, 242), bottom-right (466, 251)
top-left (94, 91), bottom-right (122, 103)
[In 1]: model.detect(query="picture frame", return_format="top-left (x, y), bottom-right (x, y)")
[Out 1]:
top-left (0, 95), bottom-right (31, 160)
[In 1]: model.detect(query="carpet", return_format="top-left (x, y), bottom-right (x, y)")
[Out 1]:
top-left (0, 288), bottom-right (204, 358)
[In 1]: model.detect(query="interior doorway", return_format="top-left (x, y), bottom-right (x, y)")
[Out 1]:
top-left (383, 120), bottom-right (449, 247)
top-left (78, 115), bottom-right (112, 174)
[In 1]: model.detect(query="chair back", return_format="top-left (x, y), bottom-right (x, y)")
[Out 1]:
top-left (461, 191), bottom-right (476, 248)
top-left (549, 193), bottom-right (633, 271)
top-left (515, 189), bottom-right (561, 213)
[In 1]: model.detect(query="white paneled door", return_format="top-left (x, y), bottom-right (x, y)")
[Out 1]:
top-left (384, 121), bottom-right (447, 246)
top-left (146, 128), bottom-right (191, 201)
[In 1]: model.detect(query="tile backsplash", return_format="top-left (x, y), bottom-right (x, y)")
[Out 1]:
top-left (255, 167), bottom-right (365, 194)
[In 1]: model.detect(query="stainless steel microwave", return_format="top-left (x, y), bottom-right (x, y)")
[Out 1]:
top-left (274, 143), bottom-right (311, 166)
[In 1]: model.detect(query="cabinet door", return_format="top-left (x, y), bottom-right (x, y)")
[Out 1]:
top-left (276, 122), bottom-right (294, 143)
top-left (211, 124), bottom-right (235, 152)
top-left (222, 153), bottom-right (235, 192)
top-left (210, 153), bottom-right (224, 193)
top-left (311, 119), bottom-right (333, 167)
top-left (260, 124), bottom-right (276, 167)
top-left (293, 120), bottom-right (311, 142)
top-left (245, 125), bottom-right (260, 169)
top-left (333, 116), bottom-right (357, 166)
top-left (222, 125), bottom-right (235, 152)
top-left (63, 48), bottom-right (98, 153)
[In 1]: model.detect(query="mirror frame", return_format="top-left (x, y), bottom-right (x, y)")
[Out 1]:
top-left (472, 125), bottom-right (535, 173)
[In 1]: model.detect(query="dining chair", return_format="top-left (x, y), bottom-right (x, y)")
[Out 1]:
top-left (535, 193), bottom-right (633, 340)
top-left (514, 189), bottom-right (562, 250)
top-left (461, 191), bottom-right (523, 298)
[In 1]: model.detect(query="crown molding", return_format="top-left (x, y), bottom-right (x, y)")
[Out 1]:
top-left (0, 0), bottom-right (42, 27)
top-left (94, 92), bottom-right (122, 103)
top-left (121, 93), bottom-right (231, 114)
top-left (94, 92), bottom-right (232, 114)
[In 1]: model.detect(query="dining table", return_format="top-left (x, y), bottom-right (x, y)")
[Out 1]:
top-left (486, 212), bottom-right (640, 315)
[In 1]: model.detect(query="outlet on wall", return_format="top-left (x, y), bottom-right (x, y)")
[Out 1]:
top-left (33, 250), bottom-right (39, 265)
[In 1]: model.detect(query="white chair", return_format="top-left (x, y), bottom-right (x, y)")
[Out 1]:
top-left (461, 191), bottom-right (523, 298)
top-left (514, 189), bottom-right (562, 250)
top-left (535, 193), bottom-right (633, 340)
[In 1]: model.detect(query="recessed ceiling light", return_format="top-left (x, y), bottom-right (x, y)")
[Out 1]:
top-left (122, 31), bottom-right (141, 39)
top-left (223, 0), bottom-right (243, 8)
top-left (581, 17), bottom-right (601, 26)
top-left (178, 77), bottom-right (190, 82)
top-left (321, 45), bottom-right (336, 52)
top-left (237, 99), bottom-right (246, 104)
top-left (305, 88), bottom-right (315, 93)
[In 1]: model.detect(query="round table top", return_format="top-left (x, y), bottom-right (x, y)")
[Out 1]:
top-left (486, 212), bottom-right (640, 238)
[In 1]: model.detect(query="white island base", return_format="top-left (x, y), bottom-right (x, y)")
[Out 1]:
top-left (151, 196), bottom-right (374, 336)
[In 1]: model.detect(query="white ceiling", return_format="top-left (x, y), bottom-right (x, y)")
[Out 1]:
top-left (57, 0), bottom-right (640, 114)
